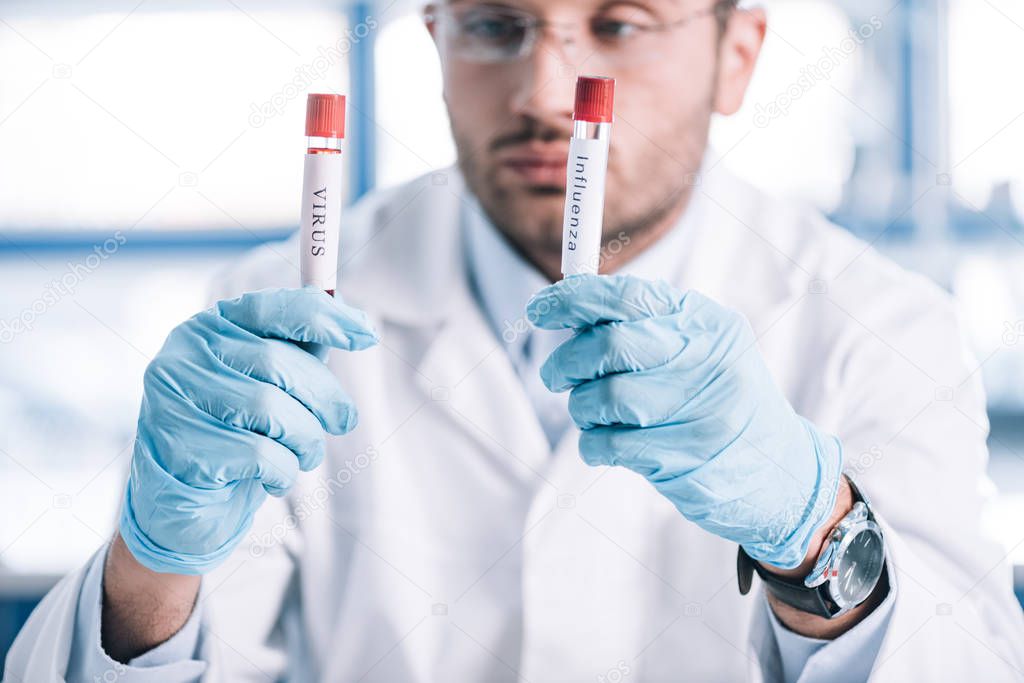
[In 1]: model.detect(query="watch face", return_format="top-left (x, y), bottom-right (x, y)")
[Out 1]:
top-left (835, 529), bottom-right (884, 606)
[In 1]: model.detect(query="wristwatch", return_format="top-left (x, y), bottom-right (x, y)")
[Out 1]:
top-left (737, 476), bottom-right (886, 619)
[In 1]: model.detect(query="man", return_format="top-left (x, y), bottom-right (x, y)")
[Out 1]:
top-left (7, 0), bottom-right (1024, 681)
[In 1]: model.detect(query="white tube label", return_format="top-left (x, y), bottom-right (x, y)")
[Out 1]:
top-left (561, 136), bottom-right (610, 277)
top-left (300, 153), bottom-right (343, 293)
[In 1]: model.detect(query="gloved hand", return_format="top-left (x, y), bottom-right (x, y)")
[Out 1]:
top-left (120, 287), bottom-right (378, 574)
top-left (526, 274), bottom-right (842, 569)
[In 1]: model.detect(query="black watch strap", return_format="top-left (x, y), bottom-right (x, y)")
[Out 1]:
top-left (736, 547), bottom-right (838, 618)
top-left (736, 476), bottom-right (871, 619)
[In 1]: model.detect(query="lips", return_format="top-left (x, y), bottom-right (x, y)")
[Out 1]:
top-left (497, 144), bottom-right (569, 186)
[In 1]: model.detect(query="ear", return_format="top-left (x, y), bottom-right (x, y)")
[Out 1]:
top-left (713, 7), bottom-right (767, 116)
top-left (423, 4), bottom-right (439, 42)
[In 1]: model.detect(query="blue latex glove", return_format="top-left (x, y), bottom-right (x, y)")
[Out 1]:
top-left (526, 274), bottom-right (842, 569)
top-left (120, 287), bottom-right (378, 574)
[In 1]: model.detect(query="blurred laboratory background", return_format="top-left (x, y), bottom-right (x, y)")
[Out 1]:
top-left (1, 0), bottom-right (1022, 666)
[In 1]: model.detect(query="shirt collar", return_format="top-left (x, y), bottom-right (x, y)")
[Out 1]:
top-left (463, 197), bottom-right (548, 359)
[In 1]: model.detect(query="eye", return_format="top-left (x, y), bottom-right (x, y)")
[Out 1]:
top-left (591, 18), bottom-right (641, 41)
top-left (462, 12), bottom-right (524, 42)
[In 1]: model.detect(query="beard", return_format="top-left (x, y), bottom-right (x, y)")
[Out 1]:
top-left (454, 115), bottom-right (568, 255)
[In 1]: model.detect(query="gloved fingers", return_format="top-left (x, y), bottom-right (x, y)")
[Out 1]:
top-left (578, 423), bottom-right (707, 480)
top-left (190, 423), bottom-right (305, 496)
top-left (216, 287), bottom-right (379, 351)
top-left (252, 432), bottom-right (304, 496)
top-left (540, 316), bottom-right (684, 392)
top-left (577, 425), bottom-right (665, 477)
top-left (187, 365), bottom-right (328, 474)
top-left (526, 274), bottom-right (686, 330)
top-left (567, 371), bottom-right (692, 428)
top-left (294, 340), bottom-right (332, 363)
top-left (213, 335), bottom-right (358, 435)
top-left (138, 390), bottom-right (310, 495)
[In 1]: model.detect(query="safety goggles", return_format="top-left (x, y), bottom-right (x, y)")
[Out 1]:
top-left (425, 2), bottom-right (734, 69)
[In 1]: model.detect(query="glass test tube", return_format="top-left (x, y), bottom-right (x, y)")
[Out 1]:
top-left (300, 93), bottom-right (346, 296)
top-left (561, 76), bottom-right (615, 278)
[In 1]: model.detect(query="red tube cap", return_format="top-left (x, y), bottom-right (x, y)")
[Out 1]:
top-left (573, 76), bottom-right (614, 123)
top-left (305, 93), bottom-right (346, 138)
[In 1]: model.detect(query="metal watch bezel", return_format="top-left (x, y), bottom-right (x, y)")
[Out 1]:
top-left (804, 500), bottom-right (885, 617)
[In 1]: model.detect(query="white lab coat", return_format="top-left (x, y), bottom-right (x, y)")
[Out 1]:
top-left (7, 164), bottom-right (1024, 682)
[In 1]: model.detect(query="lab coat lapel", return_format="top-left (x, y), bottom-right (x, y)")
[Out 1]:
top-left (342, 168), bottom-right (551, 477)
top-left (413, 281), bottom-right (552, 479)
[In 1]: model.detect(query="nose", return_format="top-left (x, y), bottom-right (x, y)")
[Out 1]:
top-left (508, 28), bottom-right (577, 124)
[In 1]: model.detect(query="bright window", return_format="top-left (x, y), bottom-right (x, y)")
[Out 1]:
top-left (948, 0), bottom-right (1024, 217)
top-left (0, 8), bottom-right (351, 232)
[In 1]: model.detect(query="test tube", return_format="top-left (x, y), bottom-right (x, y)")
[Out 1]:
top-left (561, 76), bottom-right (615, 278)
top-left (300, 93), bottom-right (346, 296)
